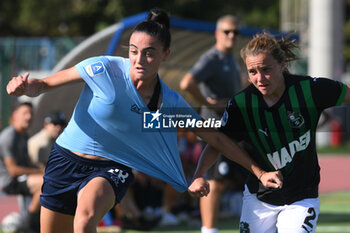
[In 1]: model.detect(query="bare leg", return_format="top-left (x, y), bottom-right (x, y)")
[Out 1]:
top-left (200, 180), bottom-right (225, 231)
top-left (26, 174), bottom-right (43, 212)
top-left (119, 189), bottom-right (141, 220)
top-left (41, 206), bottom-right (74, 233)
top-left (74, 177), bottom-right (116, 233)
top-left (28, 191), bottom-right (41, 213)
top-left (20, 174), bottom-right (43, 232)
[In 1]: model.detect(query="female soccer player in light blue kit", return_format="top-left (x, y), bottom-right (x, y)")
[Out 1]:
top-left (7, 9), bottom-right (282, 233)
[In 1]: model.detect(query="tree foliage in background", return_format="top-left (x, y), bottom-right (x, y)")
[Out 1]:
top-left (0, 0), bottom-right (280, 37)
top-left (0, 0), bottom-right (123, 36)
top-left (1, 0), bottom-right (350, 65)
top-left (345, 3), bottom-right (350, 67)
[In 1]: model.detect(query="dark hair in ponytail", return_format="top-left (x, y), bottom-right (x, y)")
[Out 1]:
top-left (132, 8), bottom-right (171, 50)
top-left (147, 8), bottom-right (170, 29)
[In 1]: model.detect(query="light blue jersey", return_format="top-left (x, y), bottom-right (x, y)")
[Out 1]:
top-left (56, 56), bottom-right (200, 192)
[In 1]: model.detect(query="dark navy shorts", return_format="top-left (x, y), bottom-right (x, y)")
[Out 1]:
top-left (40, 143), bottom-right (134, 216)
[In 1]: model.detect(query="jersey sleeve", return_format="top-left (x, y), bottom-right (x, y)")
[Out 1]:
top-left (310, 77), bottom-right (347, 109)
top-left (219, 97), bottom-right (245, 141)
top-left (75, 56), bottom-right (118, 102)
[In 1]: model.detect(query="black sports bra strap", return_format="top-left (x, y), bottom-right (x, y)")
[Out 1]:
top-left (147, 78), bottom-right (161, 111)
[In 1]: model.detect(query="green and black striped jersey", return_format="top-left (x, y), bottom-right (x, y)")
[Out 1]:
top-left (220, 74), bottom-right (347, 205)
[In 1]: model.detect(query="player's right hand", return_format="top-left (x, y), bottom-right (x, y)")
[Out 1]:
top-left (188, 177), bottom-right (210, 197)
top-left (260, 170), bottom-right (283, 189)
top-left (7, 72), bottom-right (30, 96)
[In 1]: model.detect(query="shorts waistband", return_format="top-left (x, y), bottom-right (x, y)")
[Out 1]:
top-left (53, 143), bottom-right (131, 171)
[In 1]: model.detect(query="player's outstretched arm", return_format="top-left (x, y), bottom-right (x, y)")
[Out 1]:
top-left (189, 128), bottom-right (283, 197)
top-left (7, 67), bottom-right (83, 97)
top-left (188, 144), bottom-right (217, 197)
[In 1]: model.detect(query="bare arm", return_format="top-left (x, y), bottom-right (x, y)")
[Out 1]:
top-left (180, 73), bottom-right (230, 110)
top-left (180, 73), bottom-right (209, 106)
top-left (4, 157), bottom-right (43, 177)
top-left (189, 128), bottom-right (283, 197)
top-left (7, 66), bottom-right (83, 97)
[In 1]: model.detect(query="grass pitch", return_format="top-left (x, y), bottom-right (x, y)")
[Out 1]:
top-left (1, 192), bottom-right (349, 233)
top-left (95, 192), bottom-right (350, 233)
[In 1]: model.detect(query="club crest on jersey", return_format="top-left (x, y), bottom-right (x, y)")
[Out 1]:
top-left (287, 111), bottom-right (304, 128)
top-left (85, 61), bottom-right (105, 77)
top-left (221, 110), bottom-right (229, 127)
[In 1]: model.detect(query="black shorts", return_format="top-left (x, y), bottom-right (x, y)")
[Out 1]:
top-left (205, 141), bottom-right (250, 190)
top-left (40, 143), bottom-right (134, 216)
top-left (2, 176), bottom-right (31, 195)
top-left (206, 154), bottom-right (244, 180)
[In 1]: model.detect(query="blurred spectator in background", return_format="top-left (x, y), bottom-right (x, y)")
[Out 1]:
top-left (159, 129), bottom-right (203, 227)
top-left (178, 128), bottom-right (202, 177)
top-left (111, 171), bottom-right (164, 231)
top-left (28, 111), bottom-right (67, 168)
top-left (180, 14), bottom-right (246, 233)
top-left (0, 102), bottom-right (43, 233)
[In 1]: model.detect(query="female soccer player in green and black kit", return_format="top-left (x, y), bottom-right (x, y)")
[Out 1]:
top-left (189, 32), bottom-right (350, 233)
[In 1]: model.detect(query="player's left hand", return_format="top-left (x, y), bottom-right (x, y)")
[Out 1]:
top-left (188, 177), bottom-right (210, 197)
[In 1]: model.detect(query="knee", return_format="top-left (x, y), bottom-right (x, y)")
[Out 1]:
top-left (27, 174), bottom-right (44, 194)
top-left (74, 211), bottom-right (97, 233)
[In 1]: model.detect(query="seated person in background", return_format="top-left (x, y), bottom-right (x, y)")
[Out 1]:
top-left (114, 171), bottom-right (164, 231)
top-left (0, 102), bottom-right (44, 233)
top-left (160, 129), bottom-right (204, 226)
top-left (178, 128), bottom-right (202, 177)
top-left (28, 111), bottom-right (67, 168)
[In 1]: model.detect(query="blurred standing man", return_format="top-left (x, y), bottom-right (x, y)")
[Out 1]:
top-left (180, 15), bottom-right (245, 233)
top-left (0, 102), bottom-right (44, 233)
top-left (28, 111), bottom-right (66, 168)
